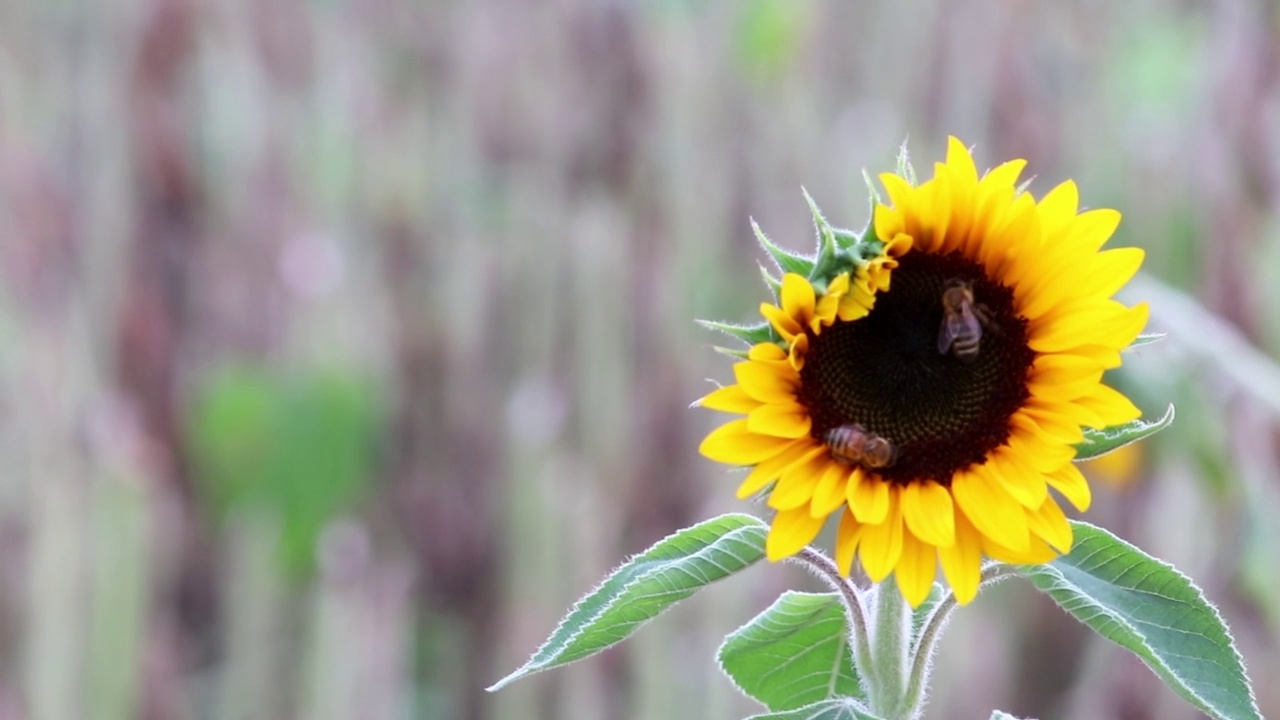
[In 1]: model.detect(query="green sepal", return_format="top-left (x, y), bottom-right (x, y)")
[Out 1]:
top-left (895, 138), bottom-right (917, 186)
top-left (696, 318), bottom-right (777, 347)
top-left (713, 346), bottom-right (751, 360)
top-left (1125, 332), bottom-right (1166, 351)
top-left (862, 168), bottom-right (882, 208)
top-left (1073, 404), bottom-right (1175, 460)
top-left (759, 263), bottom-right (783, 294)
top-left (803, 190), bottom-right (869, 289)
top-left (753, 217), bottom-right (815, 278)
top-left (990, 712), bottom-right (1034, 720)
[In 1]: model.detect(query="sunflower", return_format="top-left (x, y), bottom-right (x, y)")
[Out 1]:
top-left (697, 137), bottom-right (1148, 608)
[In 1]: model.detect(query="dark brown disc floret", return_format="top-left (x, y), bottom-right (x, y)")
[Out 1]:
top-left (798, 251), bottom-right (1035, 485)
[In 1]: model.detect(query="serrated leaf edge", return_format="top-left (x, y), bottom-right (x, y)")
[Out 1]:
top-left (742, 697), bottom-right (884, 720)
top-left (488, 514), bottom-right (770, 691)
top-left (715, 591), bottom-right (864, 711)
top-left (1022, 521), bottom-right (1260, 720)
top-left (1075, 404), bottom-right (1175, 460)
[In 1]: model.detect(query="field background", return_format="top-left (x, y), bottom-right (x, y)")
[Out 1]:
top-left (1, 0), bottom-right (1278, 718)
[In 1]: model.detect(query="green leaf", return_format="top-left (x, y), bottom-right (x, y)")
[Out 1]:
top-left (696, 318), bottom-right (777, 347)
top-left (753, 217), bottom-right (815, 278)
top-left (1016, 521), bottom-right (1261, 720)
top-left (1074, 404), bottom-right (1175, 460)
top-left (989, 712), bottom-right (1033, 720)
top-left (744, 699), bottom-right (884, 720)
top-left (718, 592), bottom-right (864, 711)
top-left (488, 514), bottom-right (769, 691)
top-left (1126, 331), bottom-right (1167, 350)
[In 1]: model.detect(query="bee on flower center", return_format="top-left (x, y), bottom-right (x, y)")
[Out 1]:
top-left (824, 423), bottom-right (897, 469)
top-left (937, 278), bottom-right (994, 364)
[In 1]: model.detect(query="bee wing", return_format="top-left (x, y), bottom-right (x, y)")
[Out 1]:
top-left (937, 313), bottom-right (965, 353)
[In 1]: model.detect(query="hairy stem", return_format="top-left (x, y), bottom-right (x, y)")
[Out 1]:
top-left (901, 564), bottom-right (1019, 716)
top-left (867, 580), bottom-right (911, 717)
top-left (790, 548), bottom-right (874, 691)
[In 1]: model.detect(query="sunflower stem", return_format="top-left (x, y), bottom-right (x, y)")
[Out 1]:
top-left (901, 564), bottom-right (1020, 716)
top-left (866, 580), bottom-right (911, 718)
top-left (791, 548), bottom-right (874, 689)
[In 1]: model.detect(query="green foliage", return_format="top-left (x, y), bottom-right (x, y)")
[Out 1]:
top-left (744, 699), bottom-right (884, 720)
top-left (733, 0), bottom-right (810, 80)
top-left (186, 365), bottom-right (379, 576)
top-left (1126, 331), bottom-right (1167, 350)
top-left (1073, 404), bottom-right (1175, 460)
top-left (488, 514), bottom-right (770, 691)
top-left (1019, 522), bottom-right (1261, 720)
top-left (988, 712), bottom-right (1032, 720)
top-left (696, 318), bottom-right (778, 347)
top-left (753, 218), bottom-right (816, 278)
top-left (718, 592), bottom-right (865, 710)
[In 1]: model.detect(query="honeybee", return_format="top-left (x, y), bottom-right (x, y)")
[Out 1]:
top-left (824, 424), bottom-right (897, 469)
top-left (937, 278), bottom-right (993, 363)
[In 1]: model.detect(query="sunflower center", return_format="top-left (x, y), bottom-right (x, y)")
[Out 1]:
top-left (798, 251), bottom-right (1034, 485)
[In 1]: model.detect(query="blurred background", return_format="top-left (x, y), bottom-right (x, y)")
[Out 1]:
top-left (1, 0), bottom-right (1278, 718)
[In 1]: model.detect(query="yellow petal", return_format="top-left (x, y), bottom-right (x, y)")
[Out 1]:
top-left (1076, 384), bottom-right (1142, 426)
top-left (1045, 462), bottom-right (1092, 512)
top-left (789, 333), bottom-right (809, 370)
top-left (1027, 396), bottom-right (1106, 430)
top-left (837, 292), bottom-right (872, 321)
top-left (981, 533), bottom-right (1059, 565)
top-left (895, 530), bottom-right (938, 609)
top-left (766, 507), bottom-right (827, 561)
top-left (1068, 208), bottom-right (1123, 254)
top-left (986, 451), bottom-right (1049, 509)
top-left (824, 272), bottom-right (850, 296)
top-left (900, 481), bottom-right (955, 548)
top-left (760, 303), bottom-right (802, 342)
top-left (1036, 180), bottom-right (1079, 236)
top-left (736, 442), bottom-right (823, 498)
top-left (780, 273), bottom-right (816, 326)
top-left (835, 509), bottom-right (863, 576)
top-left (696, 384), bottom-right (762, 414)
top-left (748, 401), bottom-right (812, 439)
top-left (811, 464), bottom-right (851, 518)
top-left (733, 360), bottom-right (797, 404)
top-left (1030, 353), bottom-right (1106, 386)
top-left (880, 172), bottom-right (916, 208)
top-left (1013, 409), bottom-right (1084, 445)
top-left (945, 136), bottom-right (978, 185)
top-left (873, 204), bottom-right (905, 245)
top-left (846, 471), bottom-right (890, 524)
top-left (1027, 496), bottom-right (1073, 553)
top-left (980, 159), bottom-right (1027, 193)
top-left (950, 466), bottom-right (1030, 552)
top-left (1077, 247), bottom-right (1145, 299)
top-left (938, 511), bottom-right (983, 605)
top-left (858, 488), bottom-right (903, 582)
top-left (748, 342), bottom-right (787, 361)
top-left (700, 419), bottom-right (797, 465)
top-left (768, 451), bottom-right (829, 510)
